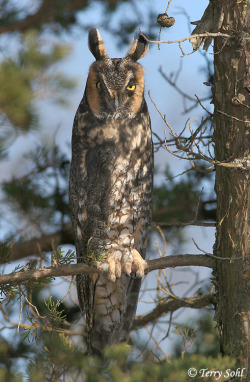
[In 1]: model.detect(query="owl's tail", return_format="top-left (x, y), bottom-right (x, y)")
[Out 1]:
top-left (88, 273), bottom-right (142, 356)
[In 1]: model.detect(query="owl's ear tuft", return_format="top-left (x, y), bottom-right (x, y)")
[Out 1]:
top-left (126, 32), bottom-right (149, 62)
top-left (88, 28), bottom-right (109, 60)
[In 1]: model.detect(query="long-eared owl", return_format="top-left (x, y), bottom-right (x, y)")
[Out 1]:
top-left (69, 28), bottom-right (153, 355)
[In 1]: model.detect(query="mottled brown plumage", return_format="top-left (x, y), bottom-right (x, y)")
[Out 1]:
top-left (69, 28), bottom-right (153, 355)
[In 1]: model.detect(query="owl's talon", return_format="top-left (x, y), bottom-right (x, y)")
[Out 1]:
top-left (122, 261), bottom-right (132, 276)
top-left (115, 261), bottom-right (122, 279)
top-left (109, 274), bottom-right (116, 282)
top-left (128, 272), bottom-right (137, 280)
top-left (131, 249), bottom-right (147, 278)
top-left (98, 262), bottom-right (108, 272)
top-left (101, 255), bottom-right (123, 281)
top-left (97, 250), bottom-right (146, 281)
top-left (106, 256), bottom-right (115, 282)
top-left (96, 264), bottom-right (103, 271)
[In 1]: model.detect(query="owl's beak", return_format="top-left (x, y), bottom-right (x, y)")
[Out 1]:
top-left (109, 90), bottom-right (120, 112)
top-left (114, 91), bottom-right (119, 111)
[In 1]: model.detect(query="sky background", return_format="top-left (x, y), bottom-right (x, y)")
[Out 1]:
top-left (1, 0), bottom-right (215, 356)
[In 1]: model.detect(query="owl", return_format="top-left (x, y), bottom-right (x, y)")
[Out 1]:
top-left (69, 28), bottom-right (153, 355)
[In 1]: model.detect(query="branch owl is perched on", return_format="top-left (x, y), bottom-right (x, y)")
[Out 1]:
top-left (69, 28), bottom-right (153, 355)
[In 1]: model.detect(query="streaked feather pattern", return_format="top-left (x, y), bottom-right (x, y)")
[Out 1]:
top-left (69, 28), bottom-right (153, 355)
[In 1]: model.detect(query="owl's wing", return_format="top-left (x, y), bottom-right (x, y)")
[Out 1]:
top-left (70, 105), bottom-right (120, 347)
top-left (70, 175), bottom-right (95, 348)
top-left (69, 105), bottom-right (95, 320)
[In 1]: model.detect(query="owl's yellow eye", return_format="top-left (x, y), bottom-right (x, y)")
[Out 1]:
top-left (126, 84), bottom-right (136, 91)
top-left (96, 81), bottom-right (101, 89)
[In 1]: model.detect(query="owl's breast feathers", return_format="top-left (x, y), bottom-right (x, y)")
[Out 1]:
top-left (71, 96), bottom-right (153, 242)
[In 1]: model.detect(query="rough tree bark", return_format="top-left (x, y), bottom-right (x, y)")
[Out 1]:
top-left (212, 0), bottom-right (250, 374)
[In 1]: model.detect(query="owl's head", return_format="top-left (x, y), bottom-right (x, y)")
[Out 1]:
top-left (86, 28), bottom-right (149, 119)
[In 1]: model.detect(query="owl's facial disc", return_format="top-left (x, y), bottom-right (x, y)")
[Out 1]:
top-left (87, 59), bottom-right (145, 118)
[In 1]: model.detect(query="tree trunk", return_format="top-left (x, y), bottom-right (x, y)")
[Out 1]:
top-left (213, 0), bottom-right (250, 375)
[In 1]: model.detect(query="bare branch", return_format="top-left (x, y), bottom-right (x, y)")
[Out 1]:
top-left (146, 255), bottom-right (214, 272)
top-left (132, 290), bottom-right (214, 330)
top-left (217, 110), bottom-right (250, 124)
top-left (141, 31), bottom-right (230, 56)
top-left (149, 91), bottom-right (250, 170)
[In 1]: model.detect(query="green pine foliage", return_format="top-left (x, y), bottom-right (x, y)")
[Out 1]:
top-left (0, 30), bottom-right (76, 156)
top-left (44, 296), bottom-right (67, 325)
top-left (3, 178), bottom-right (51, 214)
top-left (0, 237), bottom-right (12, 263)
top-left (0, 313), bottom-right (234, 381)
top-left (1, 336), bottom-right (235, 382)
top-left (51, 247), bottom-right (75, 266)
top-left (0, 57), bottom-right (37, 129)
top-left (172, 315), bottom-right (220, 359)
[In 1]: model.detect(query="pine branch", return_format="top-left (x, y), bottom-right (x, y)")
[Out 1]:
top-left (0, 254), bottom-right (214, 285)
top-left (132, 291), bottom-right (214, 330)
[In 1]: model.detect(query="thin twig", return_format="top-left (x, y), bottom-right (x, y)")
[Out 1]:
top-left (160, 311), bottom-right (173, 342)
top-left (194, 187), bottom-right (204, 221)
top-left (152, 221), bottom-right (216, 227)
top-left (166, 0), bottom-right (174, 13)
top-left (217, 110), bottom-right (250, 124)
top-left (192, 238), bottom-right (250, 260)
top-left (195, 94), bottom-right (213, 116)
top-left (61, 276), bottom-right (74, 303)
top-left (141, 32), bottom-right (231, 45)
top-left (17, 287), bottom-right (23, 334)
